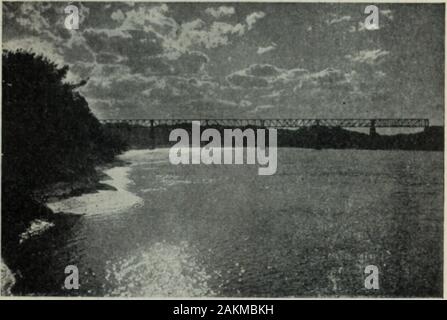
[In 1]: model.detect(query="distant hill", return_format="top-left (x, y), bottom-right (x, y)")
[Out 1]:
top-left (278, 125), bottom-right (443, 151)
top-left (103, 123), bottom-right (444, 151)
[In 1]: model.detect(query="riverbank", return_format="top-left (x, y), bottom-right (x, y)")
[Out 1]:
top-left (46, 164), bottom-right (144, 216)
top-left (104, 124), bottom-right (444, 151)
top-left (1, 152), bottom-right (142, 295)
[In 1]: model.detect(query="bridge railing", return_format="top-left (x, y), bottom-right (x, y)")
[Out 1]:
top-left (99, 118), bottom-right (429, 128)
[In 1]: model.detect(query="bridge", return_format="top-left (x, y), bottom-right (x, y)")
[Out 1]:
top-left (99, 118), bottom-right (430, 135)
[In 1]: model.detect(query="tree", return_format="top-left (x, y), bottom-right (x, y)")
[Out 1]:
top-left (2, 49), bottom-right (126, 192)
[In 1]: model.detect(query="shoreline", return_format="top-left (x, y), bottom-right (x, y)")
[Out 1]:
top-left (46, 164), bottom-right (144, 216)
top-left (41, 150), bottom-right (145, 216)
top-left (33, 158), bottom-right (128, 203)
top-left (1, 151), bottom-right (144, 295)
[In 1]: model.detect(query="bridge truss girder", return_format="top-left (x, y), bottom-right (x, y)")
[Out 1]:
top-left (99, 118), bottom-right (429, 128)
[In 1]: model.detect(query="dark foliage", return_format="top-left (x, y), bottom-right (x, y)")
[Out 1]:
top-left (2, 49), bottom-right (126, 191)
top-left (104, 122), bottom-right (443, 151)
top-left (278, 125), bottom-right (444, 151)
top-left (2, 50), bottom-right (127, 247)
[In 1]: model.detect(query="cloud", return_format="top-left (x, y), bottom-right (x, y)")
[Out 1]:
top-left (345, 49), bottom-right (390, 65)
top-left (348, 25), bottom-right (357, 33)
top-left (222, 63), bottom-right (373, 118)
top-left (326, 15), bottom-right (351, 25)
top-left (295, 68), bottom-right (354, 91)
top-left (250, 104), bottom-right (276, 113)
top-left (205, 6), bottom-right (235, 18)
top-left (63, 34), bottom-right (96, 64)
top-left (246, 11), bottom-right (266, 30)
top-left (83, 71), bottom-right (210, 117)
top-left (139, 74), bottom-right (220, 111)
top-left (82, 68), bottom-right (226, 119)
top-left (260, 90), bottom-right (283, 99)
top-left (14, 2), bottom-right (51, 32)
top-left (245, 64), bottom-right (282, 77)
top-left (81, 64), bottom-right (156, 100)
top-left (348, 10), bottom-right (393, 33)
top-left (4, 2), bottom-right (390, 120)
top-left (226, 64), bottom-right (283, 88)
top-left (172, 51), bottom-right (210, 74)
top-left (226, 64), bottom-right (309, 88)
top-left (2, 3), bottom-right (225, 117)
top-left (116, 4), bottom-right (177, 35)
top-left (211, 22), bottom-right (245, 37)
top-left (177, 98), bottom-right (245, 118)
top-left (380, 9), bottom-right (394, 20)
top-left (3, 2), bottom-right (91, 43)
top-left (162, 20), bottom-right (247, 53)
top-left (257, 43), bottom-right (277, 55)
top-left (226, 73), bottom-right (270, 88)
top-left (3, 37), bottom-right (65, 66)
top-left (110, 4), bottom-right (251, 54)
top-left (348, 22), bottom-right (368, 33)
top-left (111, 9), bottom-right (125, 22)
top-left (96, 52), bottom-right (125, 64)
top-left (66, 62), bottom-right (96, 82)
top-left (83, 28), bottom-right (165, 73)
top-left (1, 0), bottom-right (263, 88)
top-left (239, 100), bottom-right (253, 108)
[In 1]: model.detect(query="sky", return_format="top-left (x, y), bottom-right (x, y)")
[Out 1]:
top-left (2, 2), bottom-right (445, 124)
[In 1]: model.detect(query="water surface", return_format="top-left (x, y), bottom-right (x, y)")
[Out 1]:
top-left (16, 148), bottom-right (443, 297)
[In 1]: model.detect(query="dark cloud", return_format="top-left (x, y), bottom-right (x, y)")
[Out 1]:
top-left (2, 2), bottom-right (443, 123)
top-left (83, 28), bottom-right (164, 61)
top-left (63, 41), bottom-right (95, 64)
top-left (175, 51), bottom-right (209, 74)
top-left (245, 64), bottom-right (281, 77)
top-left (96, 52), bottom-right (123, 64)
top-left (226, 73), bottom-right (270, 88)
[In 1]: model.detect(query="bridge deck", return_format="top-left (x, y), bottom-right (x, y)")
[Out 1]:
top-left (99, 118), bottom-right (429, 128)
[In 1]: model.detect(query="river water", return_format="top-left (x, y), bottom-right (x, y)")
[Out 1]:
top-left (15, 148), bottom-right (443, 297)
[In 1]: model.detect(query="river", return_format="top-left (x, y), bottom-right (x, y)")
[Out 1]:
top-left (13, 148), bottom-right (443, 297)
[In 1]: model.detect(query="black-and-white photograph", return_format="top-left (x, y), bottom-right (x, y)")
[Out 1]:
top-left (1, 1), bottom-right (444, 298)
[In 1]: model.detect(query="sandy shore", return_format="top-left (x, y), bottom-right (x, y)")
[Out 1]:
top-left (46, 160), bottom-right (144, 216)
top-left (2, 151), bottom-right (146, 295)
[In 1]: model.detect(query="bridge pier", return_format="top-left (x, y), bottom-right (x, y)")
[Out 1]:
top-left (423, 120), bottom-right (430, 132)
top-left (150, 119), bottom-right (155, 149)
top-left (313, 119), bottom-right (323, 150)
top-left (369, 120), bottom-right (377, 136)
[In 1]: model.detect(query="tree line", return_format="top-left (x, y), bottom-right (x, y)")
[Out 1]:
top-left (2, 50), bottom-right (127, 250)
